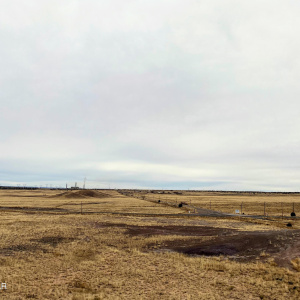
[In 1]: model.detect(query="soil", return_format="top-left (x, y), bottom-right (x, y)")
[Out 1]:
top-left (0, 236), bottom-right (75, 256)
top-left (0, 206), bottom-right (69, 212)
top-left (94, 223), bottom-right (236, 236)
top-left (51, 190), bottom-right (111, 199)
top-left (94, 222), bottom-right (300, 270)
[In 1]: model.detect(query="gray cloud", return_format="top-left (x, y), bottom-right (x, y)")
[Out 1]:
top-left (1, 1), bottom-right (300, 191)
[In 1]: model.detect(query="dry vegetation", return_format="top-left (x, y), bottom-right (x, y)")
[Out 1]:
top-left (0, 189), bottom-right (181, 214)
top-left (137, 190), bottom-right (300, 217)
top-left (0, 189), bottom-right (299, 299)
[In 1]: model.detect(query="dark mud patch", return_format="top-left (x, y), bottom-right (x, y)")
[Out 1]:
top-left (0, 244), bottom-right (48, 255)
top-left (66, 202), bottom-right (108, 206)
top-left (125, 225), bottom-right (235, 237)
top-left (161, 229), bottom-right (300, 269)
top-left (93, 222), bottom-right (300, 269)
top-left (0, 206), bottom-right (70, 212)
top-left (93, 222), bottom-right (236, 237)
top-left (1, 194), bottom-right (43, 198)
top-left (0, 236), bottom-right (75, 256)
top-left (31, 236), bottom-right (75, 247)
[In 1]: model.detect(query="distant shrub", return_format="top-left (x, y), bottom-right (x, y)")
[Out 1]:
top-left (287, 222), bottom-right (292, 227)
top-left (291, 212), bottom-right (296, 217)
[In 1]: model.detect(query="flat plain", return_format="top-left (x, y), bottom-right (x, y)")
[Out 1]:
top-left (0, 189), bottom-right (299, 299)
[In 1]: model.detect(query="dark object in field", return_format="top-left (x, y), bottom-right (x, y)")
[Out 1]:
top-left (291, 212), bottom-right (296, 217)
top-left (287, 223), bottom-right (292, 227)
top-left (158, 200), bottom-right (160, 203)
top-left (178, 203), bottom-right (183, 207)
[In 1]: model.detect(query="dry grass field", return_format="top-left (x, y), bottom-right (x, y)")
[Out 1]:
top-left (0, 189), bottom-right (299, 299)
top-left (0, 189), bottom-right (181, 214)
top-left (137, 190), bottom-right (300, 217)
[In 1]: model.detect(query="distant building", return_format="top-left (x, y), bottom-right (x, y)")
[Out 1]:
top-left (71, 182), bottom-right (79, 189)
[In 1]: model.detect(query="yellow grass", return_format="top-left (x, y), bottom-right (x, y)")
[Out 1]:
top-left (0, 189), bottom-right (299, 299)
top-left (0, 189), bottom-right (182, 214)
top-left (139, 191), bottom-right (300, 216)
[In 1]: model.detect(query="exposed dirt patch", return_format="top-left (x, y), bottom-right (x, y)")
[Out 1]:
top-left (161, 229), bottom-right (300, 269)
top-left (125, 225), bottom-right (235, 237)
top-left (0, 244), bottom-right (47, 255)
top-left (275, 239), bottom-right (300, 269)
top-left (31, 236), bottom-right (75, 247)
top-left (0, 206), bottom-right (69, 212)
top-left (0, 194), bottom-right (43, 198)
top-left (66, 201), bottom-right (108, 206)
top-left (93, 222), bottom-right (236, 237)
top-left (93, 222), bottom-right (300, 269)
top-left (0, 236), bottom-right (75, 256)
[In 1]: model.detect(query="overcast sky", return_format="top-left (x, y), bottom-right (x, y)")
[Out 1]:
top-left (1, 0), bottom-right (300, 191)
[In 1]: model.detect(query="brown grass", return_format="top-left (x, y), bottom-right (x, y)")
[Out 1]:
top-left (0, 189), bottom-right (299, 299)
top-left (291, 258), bottom-right (300, 272)
top-left (139, 190), bottom-right (300, 216)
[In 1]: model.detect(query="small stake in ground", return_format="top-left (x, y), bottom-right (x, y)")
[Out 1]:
top-left (291, 203), bottom-right (296, 217)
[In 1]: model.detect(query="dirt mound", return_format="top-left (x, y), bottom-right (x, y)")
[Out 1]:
top-left (52, 190), bottom-right (110, 199)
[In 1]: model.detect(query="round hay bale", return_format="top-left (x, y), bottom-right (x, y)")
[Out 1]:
top-left (287, 222), bottom-right (292, 227)
top-left (178, 203), bottom-right (183, 208)
top-left (291, 212), bottom-right (296, 217)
